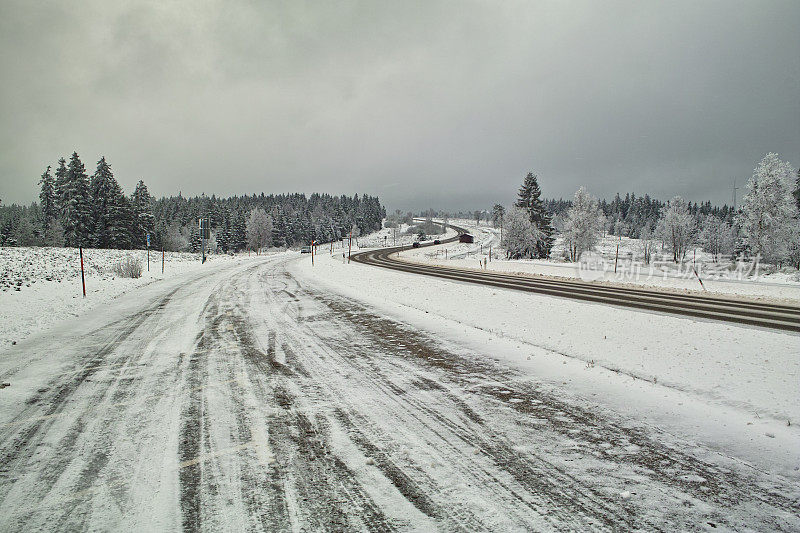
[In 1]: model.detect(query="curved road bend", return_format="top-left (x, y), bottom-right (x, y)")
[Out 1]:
top-left (352, 228), bottom-right (800, 332)
top-left (0, 254), bottom-right (798, 531)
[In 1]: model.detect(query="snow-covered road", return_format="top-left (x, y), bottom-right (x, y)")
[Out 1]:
top-left (0, 254), bottom-right (798, 531)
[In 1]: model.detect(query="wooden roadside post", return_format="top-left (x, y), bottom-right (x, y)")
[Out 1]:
top-left (79, 246), bottom-right (86, 298)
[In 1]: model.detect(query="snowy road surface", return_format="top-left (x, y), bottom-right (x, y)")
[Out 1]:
top-left (0, 254), bottom-right (798, 531)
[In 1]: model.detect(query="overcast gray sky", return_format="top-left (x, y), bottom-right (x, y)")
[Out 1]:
top-left (1, 0), bottom-right (798, 211)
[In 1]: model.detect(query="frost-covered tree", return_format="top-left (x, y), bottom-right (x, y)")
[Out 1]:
top-left (658, 196), bottom-right (696, 262)
top-left (246, 207), bottom-right (273, 253)
top-left (699, 216), bottom-right (736, 261)
top-left (638, 224), bottom-right (657, 265)
top-left (736, 153), bottom-right (798, 264)
top-left (562, 187), bottom-right (605, 262)
top-left (501, 207), bottom-right (542, 259)
top-left (515, 172), bottom-right (554, 257)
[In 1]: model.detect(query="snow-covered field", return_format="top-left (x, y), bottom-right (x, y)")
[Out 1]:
top-left (402, 219), bottom-right (800, 301)
top-left (0, 246), bottom-right (250, 348)
top-left (295, 240), bottom-right (800, 476)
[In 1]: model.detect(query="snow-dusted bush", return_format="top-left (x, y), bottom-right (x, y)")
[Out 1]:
top-left (111, 256), bottom-right (143, 278)
top-left (737, 153), bottom-right (798, 264)
top-left (502, 207), bottom-right (542, 259)
top-left (562, 187), bottom-right (604, 262)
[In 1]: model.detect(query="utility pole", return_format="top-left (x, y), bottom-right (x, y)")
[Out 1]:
top-left (348, 229), bottom-right (352, 263)
top-left (732, 178), bottom-right (740, 210)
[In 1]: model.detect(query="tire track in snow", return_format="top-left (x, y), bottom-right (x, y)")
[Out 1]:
top-left (285, 267), bottom-right (800, 531)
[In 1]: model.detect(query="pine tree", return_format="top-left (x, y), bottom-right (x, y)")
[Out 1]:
top-left (130, 180), bottom-right (155, 248)
top-left (109, 194), bottom-right (134, 249)
top-left (514, 172), bottom-right (554, 257)
top-left (38, 166), bottom-right (57, 234)
top-left (89, 156), bottom-right (132, 248)
top-left (54, 158), bottom-right (68, 216)
top-left (64, 152), bottom-right (92, 246)
top-left (90, 156), bottom-right (116, 247)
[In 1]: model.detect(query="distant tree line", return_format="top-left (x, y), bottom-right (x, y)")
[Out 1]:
top-left (0, 152), bottom-right (386, 252)
top-left (421, 156), bottom-right (800, 268)
top-left (496, 154), bottom-right (800, 267)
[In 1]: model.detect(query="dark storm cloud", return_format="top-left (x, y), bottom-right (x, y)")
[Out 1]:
top-left (1, 0), bottom-right (798, 210)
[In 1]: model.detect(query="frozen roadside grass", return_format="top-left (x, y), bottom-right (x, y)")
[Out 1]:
top-left (111, 255), bottom-right (143, 278)
top-left (0, 246), bottom-right (246, 348)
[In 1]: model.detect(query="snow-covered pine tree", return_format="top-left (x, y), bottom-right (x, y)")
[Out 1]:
top-left (491, 204), bottom-right (505, 228)
top-left (737, 153), bottom-right (799, 264)
top-left (130, 180), bottom-right (155, 248)
top-left (233, 210), bottom-right (248, 251)
top-left (562, 187), bottom-right (604, 262)
top-left (54, 158), bottom-right (68, 218)
top-left (109, 193), bottom-right (134, 249)
top-left (514, 172), bottom-right (554, 257)
top-left (38, 166), bottom-right (57, 235)
top-left (64, 152), bottom-right (92, 247)
top-left (89, 156), bottom-right (116, 247)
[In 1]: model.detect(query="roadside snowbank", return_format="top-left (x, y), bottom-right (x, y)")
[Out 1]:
top-left (0, 246), bottom-right (249, 348)
top-left (292, 249), bottom-right (800, 475)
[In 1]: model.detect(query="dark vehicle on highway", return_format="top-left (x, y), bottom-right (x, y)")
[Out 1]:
top-left (459, 234), bottom-right (474, 243)
top-left (433, 239), bottom-right (441, 244)
top-left (412, 242), bottom-right (421, 248)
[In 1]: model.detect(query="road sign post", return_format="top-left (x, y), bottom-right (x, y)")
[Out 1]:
top-left (146, 233), bottom-right (151, 272)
